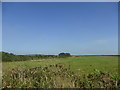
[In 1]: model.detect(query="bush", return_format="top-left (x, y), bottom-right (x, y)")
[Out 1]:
top-left (58, 53), bottom-right (71, 58)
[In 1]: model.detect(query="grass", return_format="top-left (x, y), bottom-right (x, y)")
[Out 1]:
top-left (2, 56), bottom-right (119, 88)
top-left (0, 62), bottom-right (2, 89)
top-left (3, 56), bottom-right (118, 75)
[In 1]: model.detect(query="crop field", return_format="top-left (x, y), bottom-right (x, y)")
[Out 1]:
top-left (2, 56), bottom-right (119, 88)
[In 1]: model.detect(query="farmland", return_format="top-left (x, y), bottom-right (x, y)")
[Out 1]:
top-left (2, 56), bottom-right (119, 88)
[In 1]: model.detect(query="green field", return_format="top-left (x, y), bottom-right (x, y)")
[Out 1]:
top-left (2, 56), bottom-right (119, 88)
top-left (3, 56), bottom-right (118, 75)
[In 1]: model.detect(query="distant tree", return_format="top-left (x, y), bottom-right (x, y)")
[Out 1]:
top-left (1, 51), bottom-right (58, 62)
top-left (58, 53), bottom-right (71, 58)
top-left (65, 53), bottom-right (71, 57)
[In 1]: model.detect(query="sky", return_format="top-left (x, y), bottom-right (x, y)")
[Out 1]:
top-left (2, 2), bottom-right (118, 55)
top-left (0, 2), bottom-right (2, 52)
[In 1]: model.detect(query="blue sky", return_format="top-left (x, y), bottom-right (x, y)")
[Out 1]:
top-left (0, 2), bottom-right (2, 51)
top-left (2, 2), bottom-right (118, 55)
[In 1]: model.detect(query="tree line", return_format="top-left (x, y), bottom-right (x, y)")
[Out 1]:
top-left (1, 52), bottom-right (71, 62)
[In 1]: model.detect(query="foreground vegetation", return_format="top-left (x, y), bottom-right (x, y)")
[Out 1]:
top-left (2, 55), bottom-right (119, 88)
top-left (2, 63), bottom-right (120, 88)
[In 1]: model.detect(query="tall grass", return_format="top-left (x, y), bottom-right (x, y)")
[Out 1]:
top-left (2, 63), bottom-right (120, 88)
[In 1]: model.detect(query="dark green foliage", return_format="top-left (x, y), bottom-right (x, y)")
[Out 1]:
top-left (2, 64), bottom-right (120, 88)
top-left (2, 52), bottom-right (72, 61)
top-left (2, 52), bottom-right (58, 62)
top-left (58, 53), bottom-right (71, 58)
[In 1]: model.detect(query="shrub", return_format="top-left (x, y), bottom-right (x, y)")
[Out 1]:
top-left (58, 53), bottom-right (71, 58)
top-left (2, 64), bottom-right (120, 88)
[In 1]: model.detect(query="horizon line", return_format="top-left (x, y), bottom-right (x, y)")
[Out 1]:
top-left (0, 51), bottom-right (119, 56)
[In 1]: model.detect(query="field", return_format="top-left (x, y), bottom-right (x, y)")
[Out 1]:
top-left (2, 56), bottom-right (119, 88)
top-left (3, 56), bottom-right (118, 75)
